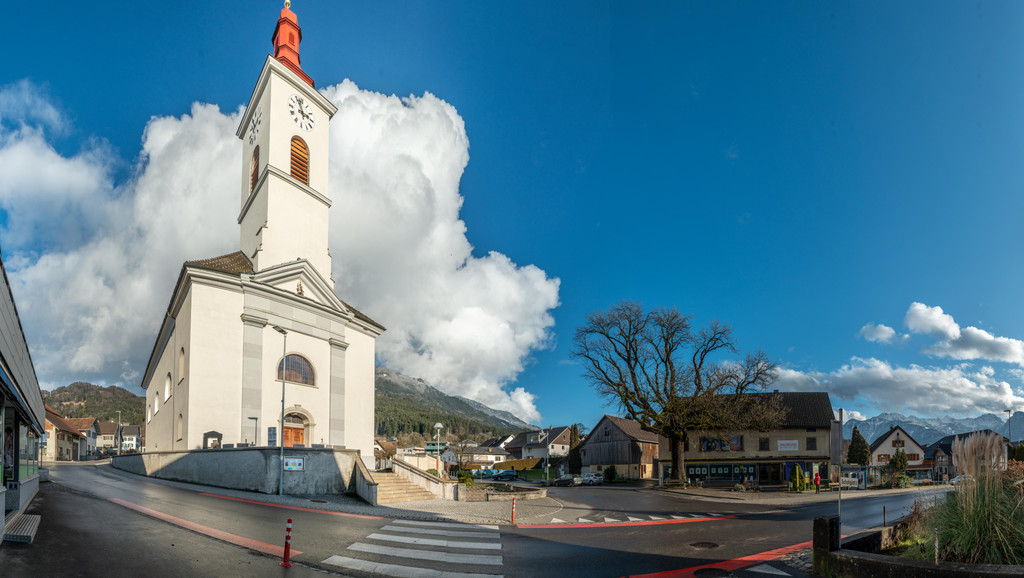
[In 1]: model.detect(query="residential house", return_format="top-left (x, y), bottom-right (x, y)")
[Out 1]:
top-left (503, 432), bottom-right (529, 460)
top-left (924, 429), bottom-right (1008, 480)
top-left (658, 392), bottom-right (838, 486)
top-left (43, 405), bottom-right (85, 461)
top-left (121, 425), bottom-right (142, 453)
top-left (442, 445), bottom-right (511, 469)
top-left (521, 426), bottom-right (572, 462)
top-left (97, 421), bottom-right (122, 454)
top-left (868, 425), bottom-right (928, 478)
top-left (65, 417), bottom-right (100, 459)
top-left (478, 434), bottom-right (515, 449)
top-left (578, 415), bottom-right (659, 480)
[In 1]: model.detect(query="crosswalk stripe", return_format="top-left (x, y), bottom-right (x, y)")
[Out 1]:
top-left (348, 542), bottom-right (503, 566)
top-left (604, 517), bottom-right (622, 523)
top-left (628, 517), bottom-right (645, 522)
top-left (708, 513), bottom-right (722, 517)
top-left (394, 520), bottom-right (500, 531)
top-left (670, 515), bottom-right (686, 519)
top-left (381, 524), bottom-right (499, 539)
top-left (549, 518), bottom-right (567, 524)
top-left (368, 533), bottom-right (502, 550)
top-left (649, 515), bottom-right (666, 520)
top-left (746, 563), bottom-right (792, 575)
top-left (577, 517), bottom-right (595, 523)
top-left (322, 555), bottom-right (504, 578)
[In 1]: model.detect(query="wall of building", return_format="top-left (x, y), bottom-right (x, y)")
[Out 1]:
top-left (659, 428), bottom-right (832, 463)
top-left (111, 447), bottom-right (361, 495)
top-left (188, 283), bottom-right (245, 449)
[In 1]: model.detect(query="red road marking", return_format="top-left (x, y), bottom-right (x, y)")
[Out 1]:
top-left (109, 498), bottom-right (302, 558)
top-left (199, 492), bottom-right (382, 519)
top-left (626, 540), bottom-right (813, 578)
top-left (517, 516), bottom-right (737, 529)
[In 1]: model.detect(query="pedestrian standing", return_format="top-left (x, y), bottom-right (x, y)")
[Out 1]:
top-left (814, 471), bottom-right (821, 494)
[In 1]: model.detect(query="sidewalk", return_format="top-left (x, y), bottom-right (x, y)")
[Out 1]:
top-left (56, 461), bottom-right (560, 526)
top-left (646, 483), bottom-right (950, 506)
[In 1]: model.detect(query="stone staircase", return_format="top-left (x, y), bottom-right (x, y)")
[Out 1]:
top-left (373, 471), bottom-right (437, 505)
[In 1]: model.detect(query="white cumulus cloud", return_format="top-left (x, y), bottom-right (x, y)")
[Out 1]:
top-left (904, 302), bottom-right (961, 340)
top-left (903, 302), bottom-right (1024, 366)
top-left (0, 79), bottom-right (558, 423)
top-left (776, 357), bottom-right (1024, 417)
top-left (857, 323), bottom-right (896, 343)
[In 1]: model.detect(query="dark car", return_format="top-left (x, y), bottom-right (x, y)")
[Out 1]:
top-left (493, 470), bottom-right (518, 481)
top-left (553, 474), bottom-right (581, 486)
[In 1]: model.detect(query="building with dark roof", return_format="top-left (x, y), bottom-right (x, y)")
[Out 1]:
top-left (656, 391), bottom-right (838, 487)
top-left (42, 405), bottom-right (85, 461)
top-left (578, 415), bottom-right (660, 480)
top-left (867, 425), bottom-right (927, 476)
top-left (923, 429), bottom-right (1008, 480)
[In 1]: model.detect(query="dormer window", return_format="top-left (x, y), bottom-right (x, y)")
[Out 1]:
top-left (290, 137), bottom-right (309, 184)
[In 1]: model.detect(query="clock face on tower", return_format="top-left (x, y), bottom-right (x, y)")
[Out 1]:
top-left (288, 94), bottom-right (315, 131)
top-left (248, 105), bottom-right (262, 145)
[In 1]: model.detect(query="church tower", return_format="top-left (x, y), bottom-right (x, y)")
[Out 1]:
top-left (235, 1), bottom-right (337, 279)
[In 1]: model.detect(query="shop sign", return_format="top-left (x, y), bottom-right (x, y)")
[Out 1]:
top-left (777, 440), bottom-right (799, 451)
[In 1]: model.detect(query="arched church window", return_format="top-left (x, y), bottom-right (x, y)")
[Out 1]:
top-left (250, 146), bottom-right (260, 193)
top-left (164, 373), bottom-right (171, 401)
top-left (290, 137), bottom-right (309, 185)
top-left (155, 394), bottom-right (160, 414)
top-left (278, 354), bottom-right (315, 386)
top-left (178, 348), bottom-right (186, 382)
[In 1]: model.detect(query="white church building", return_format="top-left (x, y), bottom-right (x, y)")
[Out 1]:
top-left (141, 4), bottom-right (383, 467)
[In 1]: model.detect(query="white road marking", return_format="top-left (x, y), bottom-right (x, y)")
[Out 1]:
top-left (367, 533), bottom-right (502, 550)
top-left (708, 513), bottom-right (722, 517)
top-left (628, 517), bottom-right (646, 522)
top-left (746, 563), bottom-right (792, 575)
top-left (381, 524), bottom-right (499, 539)
top-left (348, 542), bottom-right (503, 566)
top-left (549, 518), bottom-right (567, 524)
top-left (670, 515), bottom-right (686, 519)
top-left (394, 519), bottom-right (500, 531)
top-left (322, 555), bottom-right (504, 578)
top-left (577, 517), bottom-right (596, 523)
top-left (603, 517), bottom-right (622, 523)
top-left (649, 515), bottom-right (666, 520)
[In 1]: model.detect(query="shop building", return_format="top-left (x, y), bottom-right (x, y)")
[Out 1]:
top-left (0, 248), bottom-right (45, 520)
top-left (657, 392), bottom-right (838, 487)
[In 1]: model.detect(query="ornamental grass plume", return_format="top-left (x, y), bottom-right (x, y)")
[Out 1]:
top-left (937, 431), bottom-right (1024, 564)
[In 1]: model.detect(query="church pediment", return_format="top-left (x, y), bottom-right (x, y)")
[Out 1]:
top-left (251, 259), bottom-right (347, 313)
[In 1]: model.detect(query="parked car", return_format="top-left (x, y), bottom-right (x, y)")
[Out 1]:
top-left (493, 470), bottom-right (518, 481)
top-left (581, 473), bottom-right (604, 485)
top-left (950, 475), bottom-right (974, 485)
top-left (553, 474), bottom-right (582, 486)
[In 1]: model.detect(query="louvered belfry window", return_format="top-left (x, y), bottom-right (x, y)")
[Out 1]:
top-left (290, 137), bottom-right (309, 184)
top-left (250, 146), bottom-right (260, 193)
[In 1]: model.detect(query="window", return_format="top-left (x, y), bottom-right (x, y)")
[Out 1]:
top-left (177, 414), bottom-right (183, 441)
top-left (878, 454), bottom-right (890, 462)
top-left (290, 137), bottom-right (309, 184)
top-left (806, 437), bottom-right (817, 451)
top-left (759, 437), bottom-right (769, 451)
top-left (155, 395), bottom-right (160, 414)
top-left (907, 453), bottom-right (920, 461)
top-left (164, 373), bottom-right (171, 401)
top-left (278, 354), bottom-right (315, 386)
top-left (250, 146), bottom-right (260, 193)
top-left (178, 348), bottom-right (185, 383)
top-left (892, 439), bottom-right (904, 448)
top-left (147, 405), bottom-right (151, 423)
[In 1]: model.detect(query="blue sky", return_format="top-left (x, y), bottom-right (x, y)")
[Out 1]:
top-left (3, 1), bottom-right (1024, 429)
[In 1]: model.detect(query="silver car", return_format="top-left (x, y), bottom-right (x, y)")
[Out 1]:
top-left (581, 473), bottom-right (604, 485)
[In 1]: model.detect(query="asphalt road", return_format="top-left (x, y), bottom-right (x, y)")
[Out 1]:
top-left (5, 464), bottom-right (947, 577)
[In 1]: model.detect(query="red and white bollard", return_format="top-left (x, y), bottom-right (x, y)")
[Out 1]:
top-left (511, 497), bottom-right (516, 525)
top-left (281, 518), bottom-right (293, 568)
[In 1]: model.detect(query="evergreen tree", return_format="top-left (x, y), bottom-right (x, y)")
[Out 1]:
top-left (568, 424), bottom-right (582, 474)
top-left (889, 447), bottom-right (908, 487)
top-left (847, 426), bottom-right (870, 466)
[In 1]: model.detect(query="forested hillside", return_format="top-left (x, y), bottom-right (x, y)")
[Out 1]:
top-left (43, 382), bottom-right (145, 425)
top-left (374, 366), bottom-right (530, 442)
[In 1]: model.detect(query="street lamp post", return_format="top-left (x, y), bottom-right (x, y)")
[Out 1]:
top-left (273, 326), bottom-right (288, 496)
top-left (249, 416), bottom-right (259, 446)
top-left (1007, 409), bottom-right (1013, 445)
top-left (116, 410), bottom-right (122, 454)
top-left (434, 422), bottom-right (443, 476)
top-left (837, 408), bottom-right (843, 532)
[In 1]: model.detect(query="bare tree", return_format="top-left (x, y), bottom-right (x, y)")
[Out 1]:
top-left (571, 300), bottom-right (784, 481)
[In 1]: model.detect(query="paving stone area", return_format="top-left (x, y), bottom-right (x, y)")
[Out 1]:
top-left (780, 547), bottom-right (814, 575)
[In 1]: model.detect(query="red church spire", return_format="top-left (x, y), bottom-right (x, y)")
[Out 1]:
top-left (272, 1), bottom-right (314, 87)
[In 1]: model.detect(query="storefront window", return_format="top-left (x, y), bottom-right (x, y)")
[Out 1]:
top-left (19, 424), bottom-right (39, 479)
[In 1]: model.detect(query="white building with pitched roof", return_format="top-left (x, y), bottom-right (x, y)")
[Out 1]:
top-left (140, 4), bottom-right (382, 467)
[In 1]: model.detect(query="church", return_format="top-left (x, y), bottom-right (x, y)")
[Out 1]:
top-left (141, 3), bottom-right (383, 467)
